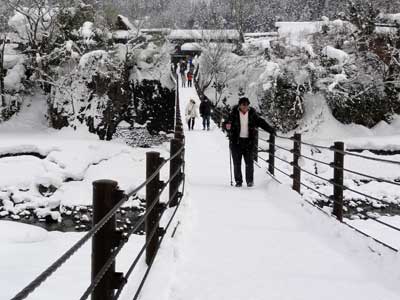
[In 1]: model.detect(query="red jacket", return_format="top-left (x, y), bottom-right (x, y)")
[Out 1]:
top-left (187, 73), bottom-right (193, 81)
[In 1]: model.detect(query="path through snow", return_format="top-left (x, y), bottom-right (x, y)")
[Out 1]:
top-left (137, 83), bottom-right (400, 300)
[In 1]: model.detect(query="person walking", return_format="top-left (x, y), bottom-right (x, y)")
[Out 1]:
top-left (179, 59), bottom-right (187, 88)
top-left (199, 97), bottom-right (212, 130)
top-left (185, 99), bottom-right (198, 130)
top-left (187, 72), bottom-right (193, 87)
top-left (181, 73), bottom-right (187, 88)
top-left (225, 97), bottom-right (276, 187)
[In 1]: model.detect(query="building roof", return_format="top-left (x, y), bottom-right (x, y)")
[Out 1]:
top-left (168, 29), bottom-right (240, 42)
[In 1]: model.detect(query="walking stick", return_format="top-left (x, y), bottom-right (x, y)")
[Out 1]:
top-left (229, 143), bottom-right (233, 186)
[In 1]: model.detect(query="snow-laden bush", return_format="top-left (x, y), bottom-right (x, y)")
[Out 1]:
top-left (133, 79), bottom-right (175, 134)
top-left (49, 49), bottom-right (134, 140)
top-left (259, 55), bottom-right (310, 132)
top-left (315, 19), bottom-right (400, 127)
top-left (49, 35), bottom-right (175, 139)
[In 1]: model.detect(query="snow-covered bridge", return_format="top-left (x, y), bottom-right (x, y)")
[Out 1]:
top-left (2, 75), bottom-right (400, 300)
top-left (133, 77), bottom-right (400, 300)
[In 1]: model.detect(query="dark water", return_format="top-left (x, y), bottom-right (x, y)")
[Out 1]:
top-left (1, 204), bottom-right (145, 234)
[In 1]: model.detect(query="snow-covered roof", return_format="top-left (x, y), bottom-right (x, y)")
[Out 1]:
top-left (378, 13), bottom-right (400, 24)
top-left (117, 120), bottom-right (131, 128)
top-left (275, 21), bottom-right (322, 36)
top-left (141, 28), bottom-right (171, 35)
top-left (244, 32), bottom-right (278, 38)
top-left (180, 43), bottom-right (202, 51)
top-left (168, 29), bottom-right (240, 41)
top-left (117, 15), bottom-right (136, 31)
top-left (112, 30), bottom-right (140, 41)
top-left (375, 26), bottom-right (398, 35)
top-left (276, 20), bottom-right (356, 38)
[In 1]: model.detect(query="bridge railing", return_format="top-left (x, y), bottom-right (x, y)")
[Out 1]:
top-left (213, 107), bottom-right (400, 252)
top-left (10, 74), bottom-right (185, 300)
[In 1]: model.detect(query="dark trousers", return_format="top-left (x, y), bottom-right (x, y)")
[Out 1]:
top-left (187, 117), bottom-right (195, 130)
top-left (202, 115), bottom-right (210, 129)
top-left (188, 79), bottom-right (192, 87)
top-left (230, 138), bottom-right (253, 184)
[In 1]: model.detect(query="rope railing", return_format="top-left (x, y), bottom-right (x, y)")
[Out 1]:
top-left (10, 193), bottom-right (127, 300)
top-left (263, 155), bottom-right (400, 252)
top-left (343, 185), bottom-right (389, 204)
top-left (343, 222), bottom-right (399, 252)
top-left (274, 132), bottom-right (333, 151)
top-left (11, 73), bottom-right (186, 300)
top-left (210, 108), bottom-right (400, 251)
top-left (274, 134), bottom-right (293, 141)
top-left (342, 167), bottom-right (400, 187)
top-left (340, 149), bottom-right (400, 165)
top-left (294, 165), bottom-right (339, 187)
top-left (299, 153), bottom-right (332, 167)
top-left (254, 129), bottom-right (400, 252)
top-left (273, 154), bottom-right (292, 166)
top-left (132, 191), bottom-right (185, 300)
top-left (11, 146), bottom-right (186, 300)
top-left (272, 143), bottom-right (293, 153)
top-left (297, 140), bottom-right (333, 151)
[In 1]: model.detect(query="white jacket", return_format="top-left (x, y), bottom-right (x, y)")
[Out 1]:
top-left (185, 102), bottom-right (199, 118)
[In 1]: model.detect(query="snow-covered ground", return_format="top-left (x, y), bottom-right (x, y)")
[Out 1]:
top-left (1, 79), bottom-right (400, 299)
top-left (0, 97), bottom-right (172, 222)
top-left (139, 84), bottom-right (400, 300)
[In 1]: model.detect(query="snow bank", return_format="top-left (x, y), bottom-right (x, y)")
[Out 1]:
top-left (259, 62), bottom-right (280, 90)
top-left (3, 54), bottom-right (22, 69)
top-left (79, 50), bottom-right (108, 68)
top-left (0, 221), bottom-right (48, 243)
top-left (322, 46), bottom-right (349, 64)
top-left (295, 93), bottom-right (373, 140)
top-left (79, 21), bottom-right (95, 46)
top-left (4, 63), bottom-right (25, 91)
top-left (0, 132), bottom-right (170, 212)
top-left (8, 12), bottom-right (28, 39)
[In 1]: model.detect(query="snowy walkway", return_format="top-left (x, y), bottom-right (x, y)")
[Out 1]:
top-left (139, 84), bottom-right (400, 300)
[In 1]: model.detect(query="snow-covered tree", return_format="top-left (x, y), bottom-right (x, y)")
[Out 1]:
top-left (195, 31), bottom-right (238, 104)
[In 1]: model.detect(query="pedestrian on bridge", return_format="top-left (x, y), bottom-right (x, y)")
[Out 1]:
top-left (199, 97), bottom-right (211, 130)
top-left (225, 97), bottom-right (276, 187)
top-left (187, 72), bottom-right (193, 87)
top-left (185, 99), bottom-right (198, 130)
top-left (179, 59), bottom-right (187, 87)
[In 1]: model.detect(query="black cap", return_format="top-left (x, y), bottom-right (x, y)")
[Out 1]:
top-left (238, 97), bottom-right (250, 105)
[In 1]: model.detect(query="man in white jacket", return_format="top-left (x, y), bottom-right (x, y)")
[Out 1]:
top-left (185, 99), bottom-right (198, 130)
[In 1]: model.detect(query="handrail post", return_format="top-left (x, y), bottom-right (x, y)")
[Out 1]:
top-left (92, 179), bottom-right (119, 300)
top-left (292, 133), bottom-right (301, 193)
top-left (332, 142), bottom-right (344, 221)
top-left (268, 134), bottom-right (275, 175)
top-left (146, 151), bottom-right (161, 265)
top-left (169, 138), bottom-right (183, 207)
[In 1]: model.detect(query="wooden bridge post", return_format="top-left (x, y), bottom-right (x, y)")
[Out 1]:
top-left (92, 179), bottom-right (119, 300)
top-left (169, 138), bottom-right (183, 207)
top-left (146, 151), bottom-right (162, 265)
top-left (332, 142), bottom-right (344, 221)
top-left (268, 134), bottom-right (275, 175)
top-left (292, 133), bottom-right (301, 193)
